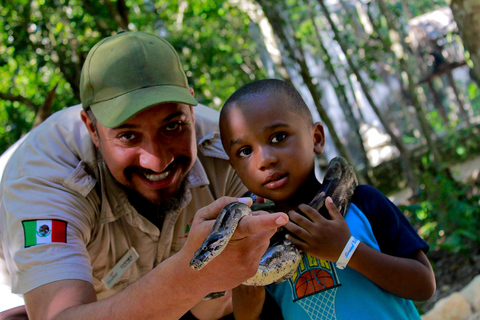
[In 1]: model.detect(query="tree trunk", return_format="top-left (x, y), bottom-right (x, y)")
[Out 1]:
top-left (450, 0), bottom-right (480, 86)
top-left (316, 0), bottom-right (419, 194)
top-left (238, 0), bottom-right (292, 81)
top-left (376, 0), bottom-right (443, 169)
top-left (256, 0), bottom-right (353, 164)
top-left (309, 7), bottom-right (372, 184)
top-left (338, 0), bottom-right (366, 41)
top-left (32, 85), bottom-right (58, 129)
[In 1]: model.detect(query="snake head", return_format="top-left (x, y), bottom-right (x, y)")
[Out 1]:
top-left (190, 202), bottom-right (252, 271)
top-left (189, 232), bottom-right (228, 270)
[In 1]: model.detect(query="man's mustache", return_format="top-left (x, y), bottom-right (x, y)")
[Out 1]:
top-left (125, 156), bottom-right (191, 177)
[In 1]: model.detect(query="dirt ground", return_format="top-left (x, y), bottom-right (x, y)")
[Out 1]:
top-left (418, 248), bottom-right (480, 314)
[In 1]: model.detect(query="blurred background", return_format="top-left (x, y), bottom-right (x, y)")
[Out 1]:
top-left (1, 0), bottom-right (479, 314)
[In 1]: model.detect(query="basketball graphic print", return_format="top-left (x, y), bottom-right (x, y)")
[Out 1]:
top-left (288, 255), bottom-right (340, 320)
top-left (295, 269), bottom-right (334, 298)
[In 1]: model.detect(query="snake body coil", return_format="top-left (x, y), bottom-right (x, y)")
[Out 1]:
top-left (189, 157), bottom-right (358, 288)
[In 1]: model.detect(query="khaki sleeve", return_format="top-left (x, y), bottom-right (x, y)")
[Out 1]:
top-left (0, 169), bottom-right (98, 294)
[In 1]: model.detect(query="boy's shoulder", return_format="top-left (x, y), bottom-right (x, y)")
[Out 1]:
top-left (352, 184), bottom-right (385, 201)
top-left (351, 184), bottom-right (429, 256)
top-left (351, 184), bottom-right (391, 215)
top-left (350, 184), bottom-right (402, 231)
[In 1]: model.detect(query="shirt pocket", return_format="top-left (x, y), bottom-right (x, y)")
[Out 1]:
top-left (62, 161), bottom-right (96, 197)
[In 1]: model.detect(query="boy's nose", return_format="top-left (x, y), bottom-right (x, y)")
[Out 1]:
top-left (257, 147), bottom-right (277, 170)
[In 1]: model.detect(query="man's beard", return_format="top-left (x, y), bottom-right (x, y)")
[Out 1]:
top-left (124, 178), bottom-right (188, 229)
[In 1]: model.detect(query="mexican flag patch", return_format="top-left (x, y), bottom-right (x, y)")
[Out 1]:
top-left (22, 219), bottom-right (67, 248)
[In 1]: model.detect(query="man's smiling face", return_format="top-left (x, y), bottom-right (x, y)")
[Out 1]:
top-left (84, 102), bottom-right (197, 205)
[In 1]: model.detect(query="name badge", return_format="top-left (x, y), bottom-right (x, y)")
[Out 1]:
top-left (102, 247), bottom-right (139, 289)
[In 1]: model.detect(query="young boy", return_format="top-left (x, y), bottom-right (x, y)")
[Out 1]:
top-left (219, 79), bottom-right (435, 320)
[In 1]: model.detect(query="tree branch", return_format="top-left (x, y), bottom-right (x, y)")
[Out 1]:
top-left (0, 91), bottom-right (40, 111)
top-left (32, 84), bottom-right (58, 129)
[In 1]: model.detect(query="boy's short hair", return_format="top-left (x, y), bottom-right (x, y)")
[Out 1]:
top-left (221, 79), bottom-right (313, 125)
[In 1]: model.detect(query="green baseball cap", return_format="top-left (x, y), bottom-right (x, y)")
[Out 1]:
top-left (80, 31), bottom-right (198, 128)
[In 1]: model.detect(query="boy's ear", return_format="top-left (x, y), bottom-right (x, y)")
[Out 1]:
top-left (312, 122), bottom-right (325, 154)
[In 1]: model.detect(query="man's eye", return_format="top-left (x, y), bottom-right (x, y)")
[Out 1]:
top-left (119, 132), bottom-right (137, 141)
top-left (272, 133), bottom-right (286, 143)
top-left (238, 148), bottom-right (252, 158)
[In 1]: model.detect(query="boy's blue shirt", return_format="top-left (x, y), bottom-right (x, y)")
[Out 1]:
top-left (265, 185), bottom-right (427, 320)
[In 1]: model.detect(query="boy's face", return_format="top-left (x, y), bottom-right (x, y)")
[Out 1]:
top-left (220, 94), bottom-right (325, 203)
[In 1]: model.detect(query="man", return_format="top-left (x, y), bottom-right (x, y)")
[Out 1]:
top-left (0, 31), bottom-right (288, 320)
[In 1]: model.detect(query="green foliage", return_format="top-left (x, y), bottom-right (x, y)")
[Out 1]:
top-left (401, 170), bottom-right (480, 254)
top-left (0, 0), bottom-right (267, 154)
top-left (150, 0), bottom-right (265, 110)
top-left (468, 81), bottom-right (480, 113)
top-left (405, 0), bottom-right (448, 17)
top-left (437, 126), bottom-right (480, 164)
top-left (2, 1), bottom-right (480, 266)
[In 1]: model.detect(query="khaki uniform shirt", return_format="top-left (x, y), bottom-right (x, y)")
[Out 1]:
top-left (0, 104), bottom-right (246, 299)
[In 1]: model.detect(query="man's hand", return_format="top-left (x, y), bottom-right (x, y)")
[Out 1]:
top-left (23, 197), bottom-right (289, 320)
top-left (183, 196), bottom-right (289, 292)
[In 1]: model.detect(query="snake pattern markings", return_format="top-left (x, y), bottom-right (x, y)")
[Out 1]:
top-left (190, 157), bottom-right (358, 287)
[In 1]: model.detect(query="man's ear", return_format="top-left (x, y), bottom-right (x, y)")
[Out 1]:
top-left (80, 110), bottom-right (100, 148)
top-left (189, 105), bottom-right (195, 125)
top-left (312, 122), bottom-right (325, 155)
top-left (188, 88), bottom-right (196, 124)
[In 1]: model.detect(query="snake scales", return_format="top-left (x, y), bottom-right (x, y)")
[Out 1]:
top-left (189, 157), bottom-right (358, 295)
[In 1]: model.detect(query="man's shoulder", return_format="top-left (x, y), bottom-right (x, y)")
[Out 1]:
top-left (193, 104), bottom-right (220, 139)
top-left (193, 104), bottom-right (229, 161)
top-left (0, 104), bottom-right (97, 181)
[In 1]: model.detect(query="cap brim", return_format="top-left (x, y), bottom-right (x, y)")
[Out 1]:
top-left (90, 85), bottom-right (198, 128)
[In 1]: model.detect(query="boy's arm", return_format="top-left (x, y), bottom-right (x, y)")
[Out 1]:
top-left (347, 243), bottom-right (435, 301)
top-left (285, 197), bottom-right (436, 302)
top-left (232, 285), bottom-right (265, 320)
top-left (232, 285), bottom-right (284, 320)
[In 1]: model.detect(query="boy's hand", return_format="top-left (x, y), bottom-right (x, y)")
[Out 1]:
top-left (284, 197), bottom-right (351, 262)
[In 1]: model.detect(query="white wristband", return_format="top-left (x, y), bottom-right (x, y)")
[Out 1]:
top-left (336, 236), bottom-right (360, 270)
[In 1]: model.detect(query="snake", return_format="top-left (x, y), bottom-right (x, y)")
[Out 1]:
top-left (189, 156), bottom-right (358, 290)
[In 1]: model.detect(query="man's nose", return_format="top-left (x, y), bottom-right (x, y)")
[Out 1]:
top-left (139, 143), bottom-right (173, 172)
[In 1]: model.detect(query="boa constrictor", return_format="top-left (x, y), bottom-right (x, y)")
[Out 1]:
top-left (189, 157), bottom-right (358, 298)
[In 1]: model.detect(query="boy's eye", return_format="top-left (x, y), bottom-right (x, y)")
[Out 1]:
top-left (165, 121), bottom-right (183, 131)
top-left (271, 133), bottom-right (286, 143)
top-left (238, 147), bottom-right (253, 158)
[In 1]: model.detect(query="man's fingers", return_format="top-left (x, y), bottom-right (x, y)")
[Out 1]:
top-left (198, 196), bottom-right (253, 221)
top-left (233, 212), bottom-right (289, 239)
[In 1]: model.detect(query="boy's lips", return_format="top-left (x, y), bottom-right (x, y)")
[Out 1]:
top-left (263, 173), bottom-right (288, 189)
